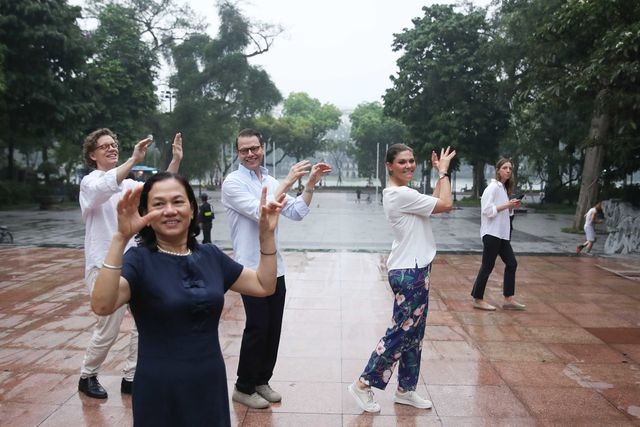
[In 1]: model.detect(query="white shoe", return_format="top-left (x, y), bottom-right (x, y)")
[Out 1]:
top-left (473, 300), bottom-right (496, 311)
top-left (393, 389), bottom-right (432, 409)
top-left (256, 384), bottom-right (282, 402)
top-left (348, 382), bottom-right (381, 413)
top-left (232, 387), bottom-right (270, 409)
top-left (503, 300), bottom-right (526, 310)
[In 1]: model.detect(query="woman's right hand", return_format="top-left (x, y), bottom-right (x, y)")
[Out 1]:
top-left (116, 186), bottom-right (162, 240)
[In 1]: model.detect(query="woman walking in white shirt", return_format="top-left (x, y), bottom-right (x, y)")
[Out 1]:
top-left (348, 143), bottom-right (455, 413)
top-left (470, 158), bottom-right (525, 311)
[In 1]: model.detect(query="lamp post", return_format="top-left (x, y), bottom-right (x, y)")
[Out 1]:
top-left (160, 88), bottom-right (176, 113)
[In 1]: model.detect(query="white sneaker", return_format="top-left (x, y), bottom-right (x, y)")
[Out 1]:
top-left (256, 384), bottom-right (282, 402)
top-left (473, 300), bottom-right (496, 311)
top-left (348, 382), bottom-right (381, 413)
top-left (232, 387), bottom-right (270, 409)
top-left (394, 389), bottom-right (432, 409)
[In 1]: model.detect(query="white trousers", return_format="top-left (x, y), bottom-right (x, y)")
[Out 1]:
top-left (80, 268), bottom-right (138, 380)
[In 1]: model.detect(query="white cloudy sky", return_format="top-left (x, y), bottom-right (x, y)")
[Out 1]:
top-left (188, 0), bottom-right (491, 110)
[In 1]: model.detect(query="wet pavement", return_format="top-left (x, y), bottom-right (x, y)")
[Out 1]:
top-left (0, 190), bottom-right (610, 254)
top-left (1, 191), bottom-right (640, 426)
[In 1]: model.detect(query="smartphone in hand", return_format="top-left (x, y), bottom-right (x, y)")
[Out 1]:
top-left (515, 194), bottom-right (525, 200)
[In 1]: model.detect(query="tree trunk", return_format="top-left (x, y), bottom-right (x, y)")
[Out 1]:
top-left (472, 161), bottom-right (486, 198)
top-left (573, 93), bottom-right (609, 229)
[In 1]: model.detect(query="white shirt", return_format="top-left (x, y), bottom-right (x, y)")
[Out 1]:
top-left (383, 186), bottom-right (438, 270)
top-left (480, 179), bottom-right (512, 240)
top-left (221, 164), bottom-right (310, 276)
top-left (80, 169), bottom-right (140, 281)
top-left (584, 207), bottom-right (597, 227)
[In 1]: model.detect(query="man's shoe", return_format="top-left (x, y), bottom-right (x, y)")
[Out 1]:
top-left (394, 389), bottom-right (432, 409)
top-left (121, 378), bottom-right (133, 395)
top-left (78, 376), bottom-right (108, 399)
top-left (473, 300), bottom-right (496, 311)
top-left (503, 300), bottom-right (526, 311)
top-left (232, 387), bottom-right (269, 409)
top-left (347, 381), bottom-right (380, 413)
top-left (256, 384), bottom-right (282, 403)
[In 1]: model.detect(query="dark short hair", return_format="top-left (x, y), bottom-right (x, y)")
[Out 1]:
top-left (83, 128), bottom-right (118, 169)
top-left (236, 128), bottom-right (263, 150)
top-left (135, 172), bottom-right (200, 251)
top-left (385, 143), bottom-right (413, 164)
top-left (200, 193), bottom-right (208, 201)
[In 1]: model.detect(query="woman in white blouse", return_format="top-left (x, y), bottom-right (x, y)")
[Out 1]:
top-left (470, 158), bottom-right (525, 311)
top-left (348, 143), bottom-right (455, 413)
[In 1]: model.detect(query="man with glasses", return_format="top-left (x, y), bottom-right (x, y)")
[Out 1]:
top-left (222, 128), bottom-right (331, 408)
top-left (78, 128), bottom-right (183, 399)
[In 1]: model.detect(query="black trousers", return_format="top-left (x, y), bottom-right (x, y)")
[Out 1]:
top-left (471, 234), bottom-right (518, 299)
top-left (236, 275), bottom-right (286, 394)
top-left (201, 223), bottom-right (212, 244)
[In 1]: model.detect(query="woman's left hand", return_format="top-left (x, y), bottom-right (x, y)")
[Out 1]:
top-left (259, 186), bottom-right (287, 233)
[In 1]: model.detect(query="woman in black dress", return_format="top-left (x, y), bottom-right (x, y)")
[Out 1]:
top-left (91, 172), bottom-right (285, 426)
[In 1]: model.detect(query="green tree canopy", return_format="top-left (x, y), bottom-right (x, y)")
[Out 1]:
top-left (0, 0), bottom-right (89, 180)
top-left (384, 4), bottom-right (508, 197)
top-left (349, 102), bottom-right (408, 185)
top-left (255, 92), bottom-right (341, 167)
top-left (84, 3), bottom-right (158, 147)
top-left (170, 1), bottom-right (281, 179)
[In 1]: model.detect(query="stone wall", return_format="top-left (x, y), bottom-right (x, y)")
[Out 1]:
top-left (603, 199), bottom-right (640, 254)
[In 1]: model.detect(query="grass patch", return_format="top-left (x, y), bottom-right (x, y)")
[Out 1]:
top-left (561, 226), bottom-right (583, 234)
top-left (526, 202), bottom-right (576, 214)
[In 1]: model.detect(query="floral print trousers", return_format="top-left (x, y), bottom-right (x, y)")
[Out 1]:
top-left (359, 263), bottom-right (431, 391)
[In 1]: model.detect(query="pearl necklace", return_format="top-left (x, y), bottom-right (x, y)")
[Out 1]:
top-left (157, 245), bottom-right (192, 257)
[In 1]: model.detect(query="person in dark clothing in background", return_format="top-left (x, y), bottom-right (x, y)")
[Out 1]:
top-left (198, 194), bottom-right (214, 244)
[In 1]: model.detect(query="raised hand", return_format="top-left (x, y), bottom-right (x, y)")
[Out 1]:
top-left (284, 160), bottom-right (312, 187)
top-left (308, 162), bottom-right (332, 186)
top-left (431, 150), bottom-right (439, 170)
top-left (132, 137), bottom-right (153, 164)
top-left (116, 186), bottom-right (162, 240)
top-left (437, 146), bottom-right (456, 173)
top-left (172, 132), bottom-right (183, 162)
top-left (259, 186), bottom-right (287, 234)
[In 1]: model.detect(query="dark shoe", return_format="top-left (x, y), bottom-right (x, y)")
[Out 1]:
top-left (121, 378), bottom-right (133, 394)
top-left (78, 376), bottom-right (108, 399)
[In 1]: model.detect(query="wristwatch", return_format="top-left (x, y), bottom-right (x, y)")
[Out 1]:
top-left (438, 172), bottom-right (451, 179)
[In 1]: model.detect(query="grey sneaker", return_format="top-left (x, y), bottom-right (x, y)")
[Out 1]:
top-left (348, 381), bottom-right (381, 413)
top-left (232, 387), bottom-right (269, 409)
top-left (256, 384), bottom-right (282, 402)
top-left (394, 389), bottom-right (432, 409)
top-left (503, 300), bottom-right (526, 310)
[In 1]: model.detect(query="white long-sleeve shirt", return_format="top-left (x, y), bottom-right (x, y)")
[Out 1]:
top-left (383, 186), bottom-right (438, 270)
top-left (480, 179), bottom-right (512, 240)
top-left (80, 169), bottom-right (140, 281)
top-left (221, 164), bottom-right (310, 276)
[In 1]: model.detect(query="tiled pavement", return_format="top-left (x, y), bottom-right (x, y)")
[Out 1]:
top-left (1, 246), bottom-right (640, 426)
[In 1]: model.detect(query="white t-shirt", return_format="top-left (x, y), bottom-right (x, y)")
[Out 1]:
top-left (584, 207), bottom-right (597, 227)
top-left (80, 169), bottom-right (140, 282)
top-left (480, 179), bottom-right (512, 241)
top-left (382, 186), bottom-right (438, 271)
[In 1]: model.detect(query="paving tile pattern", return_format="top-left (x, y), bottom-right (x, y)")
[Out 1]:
top-left (1, 247), bottom-right (640, 426)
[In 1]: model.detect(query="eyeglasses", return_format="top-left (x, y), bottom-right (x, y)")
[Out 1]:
top-left (238, 145), bottom-right (262, 155)
top-left (95, 142), bottom-right (119, 151)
